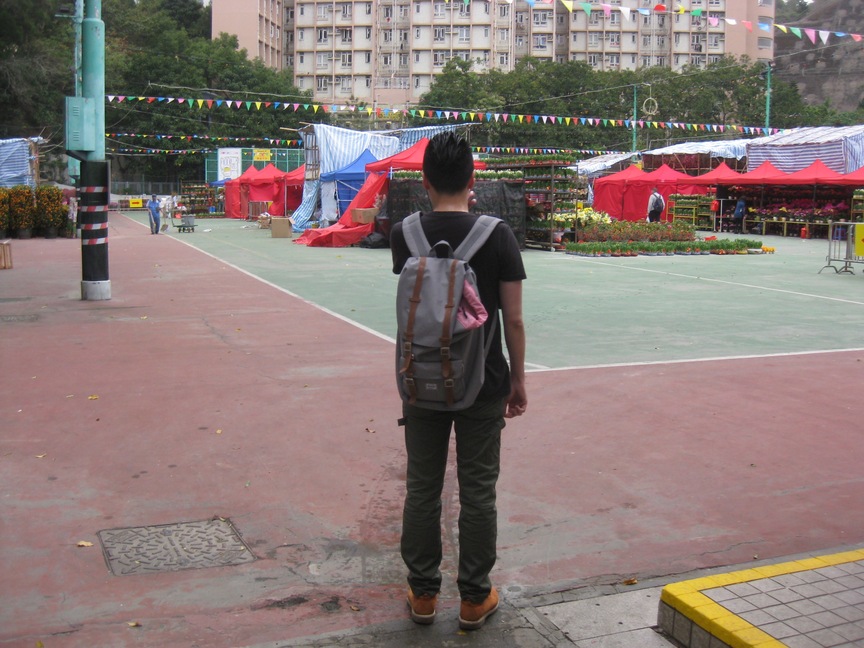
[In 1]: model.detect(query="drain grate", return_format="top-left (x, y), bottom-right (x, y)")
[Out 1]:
top-left (97, 518), bottom-right (256, 576)
top-left (1, 314), bottom-right (39, 322)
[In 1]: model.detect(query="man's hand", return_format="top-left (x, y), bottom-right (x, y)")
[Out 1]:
top-left (504, 380), bottom-right (527, 419)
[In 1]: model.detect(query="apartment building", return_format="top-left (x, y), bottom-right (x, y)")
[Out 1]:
top-left (213, 0), bottom-right (774, 107)
top-left (211, 0), bottom-right (285, 70)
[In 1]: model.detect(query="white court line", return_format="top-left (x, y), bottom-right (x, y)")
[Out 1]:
top-left (132, 215), bottom-right (398, 344)
top-left (567, 257), bottom-right (864, 307)
top-left (529, 347), bottom-right (864, 373)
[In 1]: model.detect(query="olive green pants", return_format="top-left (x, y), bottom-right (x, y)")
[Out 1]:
top-left (400, 398), bottom-right (505, 603)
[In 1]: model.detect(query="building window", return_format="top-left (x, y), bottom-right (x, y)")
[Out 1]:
top-left (366, 27), bottom-right (372, 39)
top-left (608, 32), bottom-right (620, 47)
top-left (434, 27), bottom-right (447, 42)
top-left (434, 2), bottom-right (446, 17)
top-left (641, 56), bottom-right (651, 67)
top-left (383, 53), bottom-right (392, 66)
top-left (415, 76), bottom-right (421, 88)
top-left (400, 52), bottom-right (409, 66)
top-left (286, 7), bottom-right (294, 20)
top-left (588, 53), bottom-right (598, 66)
top-left (642, 34), bottom-right (651, 47)
top-left (316, 77), bottom-right (328, 91)
top-left (758, 37), bottom-right (772, 48)
top-left (499, 4), bottom-right (509, 17)
top-left (533, 35), bottom-right (548, 48)
top-left (341, 52), bottom-right (352, 67)
top-left (316, 52), bottom-right (329, 68)
top-left (498, 53), bottom-right (509, 65)
top-left (610, 12), bottom-right (620, 25)
top-left (458, 26), bottom-right (470, 43)
top-left (316, 4), bottom-right (329, 19)
top-left (399, 4), bottom-right (409, 18)
top-left (533, 11), bottom-right (550, 26)
top-left (589, 12), bottom-right (600, 25)
top-left (366, 3), bottom-right (372, 15)
top-left (415, 52), bottom-right (420, 62)
top-left (340, 77), bottom-right (352, 92)
top-left (340, 28), bottom-right (352, 43)
top-left (365, 52), bottom-right (371, 63)
top-left (500, 29), bottom-right (509, 42)
top-left (317, 28), bottom-right (329, 44)
top-left (459, 3), bottom-right (470, 17)
top-left (339, 3), bottom-right (351, 19)
top-left (607, 54), bottom-right (620, 66)
top-left (433, 51), bottom-right (448, 67)
top-left (383, 6), bottom-right (393, 19)
top-left (383, 30), bottom-right (393, 43)
top-left (416, 27), bottom-right (421, 39)
top-left (589, 33), bottom-right (599, 47)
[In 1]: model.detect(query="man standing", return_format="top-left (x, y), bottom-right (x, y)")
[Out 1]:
top-left (390, 132), bottom-right (527, 631)
top-left (647, 187), bottom-right (665, 222)
top-left (146, 194), bottom-right (161, 234)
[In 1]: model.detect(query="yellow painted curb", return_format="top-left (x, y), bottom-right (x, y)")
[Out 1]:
top-left (661, 549), bottom-right (864, 648)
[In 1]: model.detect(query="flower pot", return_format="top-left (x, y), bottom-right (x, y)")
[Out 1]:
top-left (17, 228), bottom-right (32, 239)
top-left (44, 226), bottom-right (58, 239)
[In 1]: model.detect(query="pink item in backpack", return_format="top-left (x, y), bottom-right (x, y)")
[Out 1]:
top-left (457, 280), bottom-right (488, 330)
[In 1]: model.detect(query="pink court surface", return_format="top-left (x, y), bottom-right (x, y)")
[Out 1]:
top-left (1, 212), bottom-right (863, 647)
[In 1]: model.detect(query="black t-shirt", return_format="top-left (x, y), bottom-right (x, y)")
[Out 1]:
top-left (391, 211), bottom-right (526, 403)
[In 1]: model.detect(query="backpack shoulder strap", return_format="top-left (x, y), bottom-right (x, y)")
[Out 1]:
top-left (453, 215), bottom-right (500, 262)
top-left (401, 212), bottom-right (429, 257)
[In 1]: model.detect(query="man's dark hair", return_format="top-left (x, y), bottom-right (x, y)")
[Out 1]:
top-left (423, 131), bottom-right (474, 195)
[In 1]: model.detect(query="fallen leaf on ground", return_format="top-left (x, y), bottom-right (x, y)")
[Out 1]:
top-left (127, 621), bottom-right (141, 628)
top-left (88, 395), bottom-right (99, 400)
top-left (216, 429), bottom-right (222, 435)
top-left (35, 454), bottom-right (47, 459)
top-left (621, 578), bottom-right (639, 586)
top-left (77, 541), bottom-right (94, 548)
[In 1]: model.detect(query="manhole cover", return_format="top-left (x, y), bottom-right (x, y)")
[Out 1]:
top-left (97, 518), bottom-right (256, 576)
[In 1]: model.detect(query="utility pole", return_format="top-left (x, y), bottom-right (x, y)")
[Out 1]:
top-left (632, 84), bottom-right (638, 154)
top-left (764, 61), bottom-right (773, 131)
top-left (65, 0), bottom-right (110, 300)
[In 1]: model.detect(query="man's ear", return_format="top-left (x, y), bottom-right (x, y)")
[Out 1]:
top-left (467, 174), bottom-right (475, 190)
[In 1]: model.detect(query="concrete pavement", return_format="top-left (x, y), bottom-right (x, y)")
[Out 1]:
top-left (2, 213), bottom-right (864, 647)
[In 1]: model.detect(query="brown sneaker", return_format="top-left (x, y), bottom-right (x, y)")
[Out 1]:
top-left (407, 590), bottom-right (437, 625)
top-left (458, 587), bottom-right (499, 630)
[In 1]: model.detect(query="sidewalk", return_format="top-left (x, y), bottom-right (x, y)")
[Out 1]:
top-left (2, 214), bottom-right (864, 647)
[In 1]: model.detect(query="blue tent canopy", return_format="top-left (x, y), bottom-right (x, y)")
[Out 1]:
top-left (320, 149), bottom-right (379, 216)
top-left (210, 178), bottom-right (230, 187)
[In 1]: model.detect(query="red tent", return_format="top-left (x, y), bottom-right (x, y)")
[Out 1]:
top-left (734, 161), bottom-right (790, 185)
top-left (840, 164), bottom-right (864, 185)
top-left (365, 138), bottom-right (487, 173)
top-left (294, 172), bottom-right (389, 247)
top-left (224, 165), bottom-right (262, 219)
top-left (782, 159), bottom-right (848, 185)
top-left (593, 164), bottom-right (708, 221)
top-left (687, 162), bottom-right (745, 185)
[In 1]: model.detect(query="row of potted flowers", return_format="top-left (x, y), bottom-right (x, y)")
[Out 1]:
top-left (565, 238), bottom-right (767, 256)
top-left (0, 185), bottom-right (68, 238)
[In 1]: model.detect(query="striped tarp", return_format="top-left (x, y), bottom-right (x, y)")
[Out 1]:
top-left (0, 138), bottom-right (40, 187)
top-left (291, 124), bottom-right (465, 231)
top-left (746, 126), bottom-right (864, 173)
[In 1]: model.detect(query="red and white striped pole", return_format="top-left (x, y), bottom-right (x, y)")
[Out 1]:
top-left (78, 161), bottom-right (110, 300)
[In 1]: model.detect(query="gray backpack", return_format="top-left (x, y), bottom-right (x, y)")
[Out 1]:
top-left (396, 212), bottom-right (500, 411)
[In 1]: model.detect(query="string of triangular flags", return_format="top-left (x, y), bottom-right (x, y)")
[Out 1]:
top-left (106, 141), bottom-right (626, 157)
top-left (106, 95), bottom-right (781, 136)
top-left (504, 0), bottom-right (863, 46)
top-left (106, 132), bottom-right (303, 147)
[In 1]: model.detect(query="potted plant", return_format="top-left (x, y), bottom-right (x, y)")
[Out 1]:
top-left (8, 185), bottom-right (35, 238)
top-left (0, 187), bottom-right (9, 237)
top-left (35, 185), bottom-right (66, 238)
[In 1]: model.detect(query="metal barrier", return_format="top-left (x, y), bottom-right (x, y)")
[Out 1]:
top-left (820, 222), bottom-right (864, 274)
